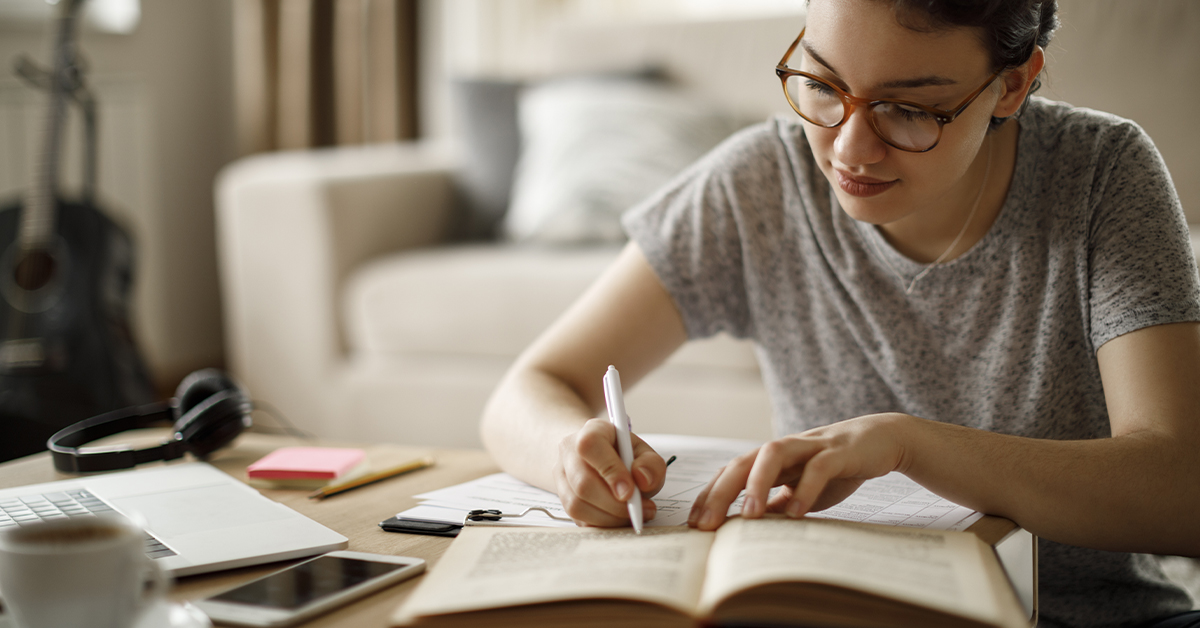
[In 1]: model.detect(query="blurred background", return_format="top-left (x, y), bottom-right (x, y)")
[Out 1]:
top-left (0, 0), bottom-right (1197, 461)
top-left (0, 0), bottom-right (803, 397)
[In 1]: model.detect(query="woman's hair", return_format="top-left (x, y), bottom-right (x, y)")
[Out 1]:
top-left (886, 0), bottom-right (1060, 126)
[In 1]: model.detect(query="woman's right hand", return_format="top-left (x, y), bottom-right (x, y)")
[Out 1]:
top-left (553, 418), bottom-right (668, 527)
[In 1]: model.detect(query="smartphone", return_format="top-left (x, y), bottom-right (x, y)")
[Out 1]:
top-left (193, 551), bottom-right (425, 627)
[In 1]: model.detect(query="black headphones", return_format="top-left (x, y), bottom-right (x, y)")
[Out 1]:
top-left (48, 369), bottom-right (253, 474)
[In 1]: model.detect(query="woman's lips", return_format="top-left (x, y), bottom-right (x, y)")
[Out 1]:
top-left (835, 170), bottom-right (898, 197)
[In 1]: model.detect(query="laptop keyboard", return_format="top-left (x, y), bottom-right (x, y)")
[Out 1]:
top-left (0, 489), bottom-right (177, 559)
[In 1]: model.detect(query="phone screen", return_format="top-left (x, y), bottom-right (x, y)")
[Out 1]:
top-left (210, 555), bottom-right (410, 610)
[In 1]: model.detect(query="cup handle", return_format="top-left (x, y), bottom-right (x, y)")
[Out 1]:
top-left (135, 556), bottom-right (170, 616)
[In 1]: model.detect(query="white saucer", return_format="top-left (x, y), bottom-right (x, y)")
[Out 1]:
top-left (0, 602), bottom-right (210, 628)
top-left (136, 600), bottom-right (213, 628)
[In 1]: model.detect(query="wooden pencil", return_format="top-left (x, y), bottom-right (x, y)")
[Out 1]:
top-left (308, 456), bottom-right (435, 500)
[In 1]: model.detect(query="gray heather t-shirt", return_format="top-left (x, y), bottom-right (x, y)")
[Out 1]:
top-left (623, 97), bottom-right (1200, 627)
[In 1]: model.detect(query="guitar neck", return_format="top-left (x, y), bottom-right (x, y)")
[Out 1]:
top-left (21, 96), bottom-right (69, 249)
top-left (19, 0), bottom-right (86, 251)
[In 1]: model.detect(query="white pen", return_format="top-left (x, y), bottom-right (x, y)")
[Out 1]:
top-left (602, 365), bottom-right (643, 534)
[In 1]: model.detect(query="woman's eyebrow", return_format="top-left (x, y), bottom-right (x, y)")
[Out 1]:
top-left (878, 75), bottom-right (959, 89)
top-left (800, 40), bottom-right (838, 73)
top-left (800, 40), bottom-right (960, 90)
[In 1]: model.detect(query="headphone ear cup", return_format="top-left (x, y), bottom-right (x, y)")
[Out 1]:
top-left (175, 368), bottom-right (241, 417)
top-left (174, 391), bottom-right (252, 459)
top-left (172, 369), bottom-right (252, 459)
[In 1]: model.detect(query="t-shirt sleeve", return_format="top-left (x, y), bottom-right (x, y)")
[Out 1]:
top-left (1086, 119), bottom-right (1200, 349)
top-left (620, 122), bottom-right (788, 341)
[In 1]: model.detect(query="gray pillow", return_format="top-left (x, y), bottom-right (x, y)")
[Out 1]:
top-left (504, 77), bottom-right (742, 244)
top-left (451, 78), bottom-right (523, 239)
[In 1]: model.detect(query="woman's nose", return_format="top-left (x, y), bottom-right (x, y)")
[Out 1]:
top-left (833, 107), bottom-right (888, 167)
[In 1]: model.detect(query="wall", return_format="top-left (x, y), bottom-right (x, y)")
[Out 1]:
top-left (0, 1), bottom-right (236, 391)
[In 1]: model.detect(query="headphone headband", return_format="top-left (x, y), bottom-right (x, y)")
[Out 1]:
top-left (46, 369), bottom-right (252, 474)
top-left (48, 401), bottom-right (183, 473)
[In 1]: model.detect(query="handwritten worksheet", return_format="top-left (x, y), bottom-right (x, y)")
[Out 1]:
top-left (643, 434), bottom-right (982, 531)
top-left (397, 434), bottom-right (981, 532)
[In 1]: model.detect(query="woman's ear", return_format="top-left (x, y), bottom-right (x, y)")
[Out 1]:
top-left (993, 46), bottom-right (1046, 118)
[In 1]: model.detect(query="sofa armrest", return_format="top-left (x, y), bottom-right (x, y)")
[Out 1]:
top-left (215, 142), bottom-right (459, 433)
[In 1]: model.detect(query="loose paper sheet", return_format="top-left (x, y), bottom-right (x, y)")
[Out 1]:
top-left (397, 434), bottom-right (980, 531)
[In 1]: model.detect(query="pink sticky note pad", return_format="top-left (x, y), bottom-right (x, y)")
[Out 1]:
top-left (246, 447), bottom-right (366, 480)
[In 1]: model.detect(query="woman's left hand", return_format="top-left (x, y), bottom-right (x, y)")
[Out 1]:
top-left (687, 413), bottom-right (913, 531)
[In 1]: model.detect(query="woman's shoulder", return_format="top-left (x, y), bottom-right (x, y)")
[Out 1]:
top-left (1022, 97), bottom-right (1155, 163)
top-left (1016, 97), bottom-right (1173, 217)
top-left (1014, 98), bottom-right (1186, 255)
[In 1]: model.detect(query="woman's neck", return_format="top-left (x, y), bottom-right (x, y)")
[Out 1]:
top-left (879, 120), bottom-right (1020, 264)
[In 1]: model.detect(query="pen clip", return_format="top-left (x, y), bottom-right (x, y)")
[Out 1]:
top-left (602, 376), bottom-right (617, 423)
top-left (603, 366), bottom-right (628, 427)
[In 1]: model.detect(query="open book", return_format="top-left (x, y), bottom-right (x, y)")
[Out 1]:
top-left (393, 516), bottom-right (1027, 628)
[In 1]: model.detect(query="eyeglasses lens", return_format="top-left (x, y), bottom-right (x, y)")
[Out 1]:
top-left (783, 74), bottom-right (942, 152)
top-left (784, 74), bottom-right (844, 126)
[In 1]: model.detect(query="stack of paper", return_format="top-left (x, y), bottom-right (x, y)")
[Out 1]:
top-left (402, 473), bottom-right (576, 528)
top-left (396, 434), bottom-right (982, 532)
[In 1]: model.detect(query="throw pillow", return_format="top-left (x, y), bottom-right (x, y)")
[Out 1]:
top-left (451, 78), bottom-right (523, 239)
top-left (503, 77), bottom-right (741, 244)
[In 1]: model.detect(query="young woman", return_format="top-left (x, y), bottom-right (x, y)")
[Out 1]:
top-left (480, 0), bottom-right (1200, 625)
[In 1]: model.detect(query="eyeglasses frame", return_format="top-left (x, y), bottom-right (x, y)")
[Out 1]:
top-left (775, 28), bottom-right (1004, 153)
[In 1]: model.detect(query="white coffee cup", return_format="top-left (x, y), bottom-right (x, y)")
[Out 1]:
top-left (0, 513), bottom-right (168, 628)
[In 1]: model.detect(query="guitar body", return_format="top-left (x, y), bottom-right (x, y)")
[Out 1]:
top-left (0, 196), bottom-right (155, 462)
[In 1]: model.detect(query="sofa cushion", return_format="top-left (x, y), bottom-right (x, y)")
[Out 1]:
top-left (346, 244), bottom-right (618, 358)
top-left (344, 243), bottom-right (760, 370)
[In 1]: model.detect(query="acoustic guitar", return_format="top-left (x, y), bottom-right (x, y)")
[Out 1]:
top-left (0, 0), bottom-right (154, 462)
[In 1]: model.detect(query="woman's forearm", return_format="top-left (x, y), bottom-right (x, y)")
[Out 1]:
top-left (480, 242), bottom-right (689, 498)
top-left (479, 365), bottom-right (596, 493)
top-left (897, 416), bottom-right (1200, 556)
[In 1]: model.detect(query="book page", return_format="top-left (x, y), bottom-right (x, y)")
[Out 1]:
top-left (396, 526), bottom-right (715, 623)
top-left (699, 517), bottom-right (1011, 625)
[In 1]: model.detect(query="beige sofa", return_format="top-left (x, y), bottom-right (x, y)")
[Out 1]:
top-left (215, 3), bottom-right (1200, 450)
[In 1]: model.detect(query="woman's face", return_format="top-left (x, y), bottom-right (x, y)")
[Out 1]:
top-left (799, 0), bottom-right (1004, 229)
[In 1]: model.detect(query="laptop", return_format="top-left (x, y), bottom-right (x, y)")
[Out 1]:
top-left (0, 462), bottom-right (348, 576)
